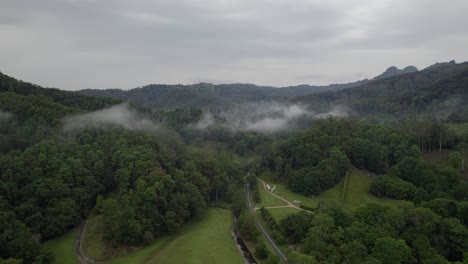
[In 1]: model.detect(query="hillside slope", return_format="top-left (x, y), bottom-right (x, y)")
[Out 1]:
top-left (78, 66), bottom-right (417, 112)
top-left (293, 61), bottom-right (468, 119)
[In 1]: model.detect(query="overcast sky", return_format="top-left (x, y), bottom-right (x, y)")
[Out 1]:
top-left (1, 0), bottom-right (467, 90)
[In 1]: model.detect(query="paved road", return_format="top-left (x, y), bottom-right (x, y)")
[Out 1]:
top-left (75, 220), bottom-right (96, 264)
top-left (246, 182), bottom-right (288, 264)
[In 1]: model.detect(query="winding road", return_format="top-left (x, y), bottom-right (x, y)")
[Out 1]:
top-left (246, 182), bottom-right (288, 264)
top-left (75, 220), bottom-right (96, 264)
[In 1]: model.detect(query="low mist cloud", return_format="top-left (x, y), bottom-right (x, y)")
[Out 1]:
top-left (195, 112), bottom-right (215, 129)
top-left (315, 105), bottom-right (351, 119)
top-left (194, 102), bottom-right (312, 132)
top-left (0, 111), bottom-right (12, 120)
top-left (64, 103), bottom-right (160, 132)
top-left (194, 102), bottom-right (351, 132)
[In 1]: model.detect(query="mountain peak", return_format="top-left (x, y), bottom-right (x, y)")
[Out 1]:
top-left (373, 65), bottom-right (418, 80)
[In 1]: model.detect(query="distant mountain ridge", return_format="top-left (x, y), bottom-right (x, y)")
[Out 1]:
top-left (293, 60), bottom-right (468, 119)
top-left (78, 66), bottom-right (415, 112)
top-left (373, 65), bottom-right (418, 80)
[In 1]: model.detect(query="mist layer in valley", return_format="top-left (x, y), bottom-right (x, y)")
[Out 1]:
top-left (195, 102), bottom-right (350, 132)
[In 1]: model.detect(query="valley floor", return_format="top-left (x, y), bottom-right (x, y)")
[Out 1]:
top-left (259, 167), bottom-right (402, 222)
top-left (45, 208), bottom-right (244, 264)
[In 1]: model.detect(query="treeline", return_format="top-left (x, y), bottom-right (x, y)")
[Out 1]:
top-left (395, 118), bottom-right (466, 152)
top-left (293, 61), bottom-right (468, 120)
top-left (256, 118), bottom-right (419, 195)
top-left (0, 124), bottom-right (246, 263)
top-left (0, 71), bottom-right (120, 111)
top-left (254, 117), bottom-right (468, 263)
top-left (279, 202), bottom-right (467, 263)
top-left (0, 75), bottom-right (245, 263)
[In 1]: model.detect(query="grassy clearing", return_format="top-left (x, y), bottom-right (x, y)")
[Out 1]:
top-left (343, 167), bottom-right (401, 208)
top-left (341, 172), bottom-right (350, 201)
top-left (82, 213), bottom-right (139, 261)
top-left (256, 179), bottom-right (288, 207)
top-left (343, 168), bottom-right (371, 206)
top-left (267, 207), bottom-right (301, 222)
top-left (82, 213), bottom-right (106, 260)
top-left (42, 228), bottom-right (80, 264)
top-left (105, 207), bottom-right (243, 264)
top-left (262, 177), bottom-right (344, 210)
top-left (260, 167), bottom-right (402, 212)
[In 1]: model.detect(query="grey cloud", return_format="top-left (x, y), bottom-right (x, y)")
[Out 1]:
top-left (1, 0), bottom-right (467, 89)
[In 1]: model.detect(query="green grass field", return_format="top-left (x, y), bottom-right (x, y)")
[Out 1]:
top-left (344, 167), bottom-right (401, 207)
top-left (42, 228), bottom-right (80, 264)
top-left (82, 213), bottom-right (139, 261)
top-left (105, 207), bottom-right (243, 264)
top-left (256, 179), bottom-right (288, 207)
top-left (261, 176), bottom-right (344, 209)
top-left (267, 207), bottom-right (301, 222)
top-left (82, 213), bottom-right (106, 260)
top-left (259, 167), bottom-right (402, 214)
top-left (45, 208), bottom-right (243, 264)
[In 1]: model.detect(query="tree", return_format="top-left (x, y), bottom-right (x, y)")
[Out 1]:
top-left (454, 142), bottom-right (467, 172)
top-left (95, 195), bottom-right (104, 214)
top-left (371, 237), bottom-right (411, 264)
top-left (433, 218), bottom-right (467, 262)
top-left (237, 210), bottom-right (259, 241)
top-left (255, 241), bottom-right (269, 260)
top-left (101, 198), bottom-right (122, 243)
top-left (430, 122), bottom-right (448, 152)
top-left (279, 211), bottom-right (314, 243)
top-left (449, 152), bottom-right (463, 172)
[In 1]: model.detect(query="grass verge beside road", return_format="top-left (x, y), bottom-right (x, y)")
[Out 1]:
top-left (42, 228), bottom-right (80, 264)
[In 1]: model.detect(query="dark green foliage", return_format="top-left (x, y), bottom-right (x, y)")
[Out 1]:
top-left (370, 175), bottom-right (417, 200)
top-left (0, 72), bottom-right (120, 111)
top-left (280, 201), bottom-right (468, 263)
top-left (0, 211), bottom-right (42, 263)
top-left (299, 204), bottom-right (316, 211)
top-left (371, 237), bottom-right (412, 264)
top-left (255, 240), bottom-right (269, 260)
top-left (79, 81), bottom-right (370, 113)
top-left (237, 210), bottom-right (260, 241)
top-left (279, 211), bottom-right (314, 243)
top-left (259, 117), bottom-right (414, 196)
top-left (294, 61), bottom-right (468, 119)
top-left (0, 73), bottom-right (244, 263)
top-left (259, 207), bottom-right (278, 230)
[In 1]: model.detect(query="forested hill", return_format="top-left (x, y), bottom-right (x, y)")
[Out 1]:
top-left (78, 81), bottom-right (367, 112)
top-left (0, 71), bottom-right (122, 150)
top-left (0, 71), bottom-right (246, 263)
top-left (78, 65), bottom-right (418, 112)
top-left (0, 71), bottom-right (121, 111)
top-left (293, 60), bottom-right (468, 120)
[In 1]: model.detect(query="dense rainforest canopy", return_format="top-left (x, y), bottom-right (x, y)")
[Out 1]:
top-left (1, 60), bottom-right (468, 264)
top-left (248, 117), bottom-right (468, 263)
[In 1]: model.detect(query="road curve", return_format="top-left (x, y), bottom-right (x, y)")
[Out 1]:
top-left (75, 220), bottom-right (96, 264)
top-left (246, 182), bottom-right (288, 264)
